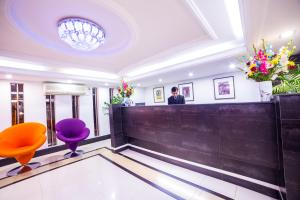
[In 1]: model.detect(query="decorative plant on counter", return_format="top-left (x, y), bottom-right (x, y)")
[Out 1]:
top-left (117, 80), bottom-right (134, 98)
top-left (241, 40), bottom-right (296, 82)
top-left (240, 40), bottom-right (298, 101)
top-left (103, 80), bottom-right (135, 114)
top-left (117, 80), bottom-right (134, 106)
top-left (273, 65), bottom-right (300, 94)
top-left (103, 95), bottom-right (124, 115)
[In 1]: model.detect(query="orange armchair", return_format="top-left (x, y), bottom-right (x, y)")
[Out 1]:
top-left (0, 122), bottom-right (46, 176)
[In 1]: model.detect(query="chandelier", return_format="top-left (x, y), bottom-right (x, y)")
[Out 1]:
top-left (57, 17), bottom-right (105, 51)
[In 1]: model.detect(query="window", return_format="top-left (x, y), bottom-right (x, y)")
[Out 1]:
top-left (72, 95), bottom-right (79, 118)
top-left (46, 95), bottom-right (56, 146)
top-left (109, 88), bottom-right (114, 104)
top-left (10, 83), bottom-right (24, 125)
top-left (92, 88), bottom-right (100, 136)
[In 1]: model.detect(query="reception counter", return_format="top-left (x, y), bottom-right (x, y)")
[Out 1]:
top-left (109, 95), bottom-right (300, 200)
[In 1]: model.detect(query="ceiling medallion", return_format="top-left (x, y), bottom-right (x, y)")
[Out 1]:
top-left (58, 17), bottom-right (105, 51)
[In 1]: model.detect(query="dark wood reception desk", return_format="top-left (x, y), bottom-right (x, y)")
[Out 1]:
top-left (109, 95), bottom-right (300, 200)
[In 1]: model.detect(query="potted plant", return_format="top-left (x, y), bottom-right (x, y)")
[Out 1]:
top-left (117, 80), bottom-right (134, 106)
top-left (241, 40), bottom-right (297, 101)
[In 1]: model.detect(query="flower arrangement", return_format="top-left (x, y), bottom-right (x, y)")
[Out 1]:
top-left (241, 40), bottom-right (297, 82)
top-left (117, 80), bottom-right (134, 98)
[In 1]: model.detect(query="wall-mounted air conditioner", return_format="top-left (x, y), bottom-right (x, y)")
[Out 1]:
top-left (43, 83), bottom-right (90, 95)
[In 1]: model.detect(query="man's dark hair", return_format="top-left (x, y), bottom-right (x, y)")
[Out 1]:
top-left (171, 87), bottom-right (178, 92)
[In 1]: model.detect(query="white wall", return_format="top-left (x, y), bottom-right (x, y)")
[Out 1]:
top-left (98, 87), bottom-right (110, 136)
top-left (144, 72), bottom-right (261, 105)
top-left (0, 81), bottom-right (11, 131)
top-left (131, 88), bottom-right (146, 104)
top-left (23, 82), bottom-right (48, 149)
top-left (24, 82), bottom-right (47, 124)
top-left (79, 93), bottom-right (95, 139)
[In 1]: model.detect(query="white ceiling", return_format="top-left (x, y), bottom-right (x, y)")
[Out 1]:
top-left (0, 0), bottom-right (299, 87)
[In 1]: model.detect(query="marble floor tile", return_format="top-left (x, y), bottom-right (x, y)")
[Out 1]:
top-left (121, 149), bottom-right (276, 200)
top-left (0, 156), bottom-right (173, 200)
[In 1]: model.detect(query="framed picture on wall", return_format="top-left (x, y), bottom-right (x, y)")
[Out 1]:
top-left (153, 87), bottom-right (165, 103)
top-left (178, 82), bottom-right (194, 101)
top-left (213, 76), bottom-right (235, 100)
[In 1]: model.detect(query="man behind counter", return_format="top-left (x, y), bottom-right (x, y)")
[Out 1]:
top-left (168, 87), bottom-right (185, 105)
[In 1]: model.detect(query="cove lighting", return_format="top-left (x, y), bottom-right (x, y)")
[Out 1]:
top-left (58, 68), bottom-right (119, 80)
top-left (0, 57), bottom-right (49, 71)
top-left (126, 41), bottom-right (244, 77)
top-left (58, 17), bottom-right (105, 51)
top-left (224, 0), bottom-right (244, 40)
top-left (5, 74), bottom-right (13, 79)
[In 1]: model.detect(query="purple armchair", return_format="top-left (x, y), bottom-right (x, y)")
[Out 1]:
top-left (55, 118), bottom-right (90, 158)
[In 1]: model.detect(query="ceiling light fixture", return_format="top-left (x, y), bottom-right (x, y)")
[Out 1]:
top-left (104, 83), bottom-right (109, 86)
top-left (279, 30), bottom-right (295, 39)
top-left (5, 74), bottom-right (13, 79)
top-left (67, 80), bottom-right (73, 83)
top-left (229, 64), bottom-right (236, 69)
top-left (137, 83), bottom-right (141, 87)
top-left (188, 72), bottom-right (194, 77)
top-left (58, 17), bottom-right (105, 51)
top-left (158, 79), bottom-right (162, 83)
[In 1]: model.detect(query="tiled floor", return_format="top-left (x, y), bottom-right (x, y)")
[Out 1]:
top-left (121, 149), bottom-right (277, 200)
top-left (0, 141), bottom-right (277, 200)
top-left (0, 138), bottom-right (111, 179)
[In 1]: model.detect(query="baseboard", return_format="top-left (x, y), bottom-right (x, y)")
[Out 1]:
top-left (0, 134), bottom-right (111, 167)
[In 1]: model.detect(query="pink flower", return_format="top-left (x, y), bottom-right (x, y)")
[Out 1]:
top-left (259, 62), bottom-right (268, 75)
top-left (122, 81), bottom-right (128, 90)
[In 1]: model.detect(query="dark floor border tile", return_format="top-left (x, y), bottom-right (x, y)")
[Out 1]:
top-left (0, 135), bottom-right (111, 167)
top-left (127, 146), bottom-right (281, 199)
top-left (117, 150), bottom-right (233, 200)
top-left (112, 145), bottom-right (129, 153)
top-left (98, 154), bottom-right (183, 200)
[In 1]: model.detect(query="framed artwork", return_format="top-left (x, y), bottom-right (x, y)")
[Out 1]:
top-left (178, 82), bottom-right (194, 101)
top-left (213, 76), bottom-right (235, 100)
top-left (153, 87), bottom-right (165, 103)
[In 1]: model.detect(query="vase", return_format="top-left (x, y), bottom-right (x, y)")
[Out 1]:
top-left (258, 81), bottom-right (272, 102)
top-left (122, 97), bottom-right (132, 107)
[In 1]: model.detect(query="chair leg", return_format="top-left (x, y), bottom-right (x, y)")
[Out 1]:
top-left (7, 162), bottom-right (41, 177)
top-left (63, 150), bottom-right (84, 159)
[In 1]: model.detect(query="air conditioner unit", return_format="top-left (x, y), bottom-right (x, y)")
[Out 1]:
top-left (43, 83), bottom-right (90, 95)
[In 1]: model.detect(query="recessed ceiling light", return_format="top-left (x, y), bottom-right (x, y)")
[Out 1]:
top-left (279, 30), bottom-right (295, 39)
top-left (5, 74), bottom-right (12, 79)
top-left (104, 83), bottom-right (109, 86)
top-left (137, 83), bottom-right (141, 87)
top-left (188, 72), bottom-right (194, 77)
top-left (158, 79), bottom-right (162, 83)
top-left (229, 64), bottom-right (236, 69)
